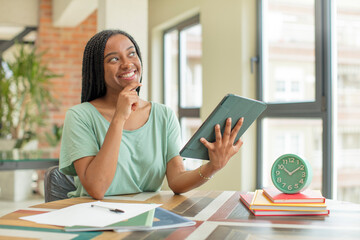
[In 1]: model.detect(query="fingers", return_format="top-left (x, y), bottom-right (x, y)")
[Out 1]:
top-left (131, 101), bottom-right (139, 111)
top-left (229, 117), bottom-right (244, 143)
top-left (115, 83), bottom-right (142, 119)
top-left (223, 118), bottom-right (231, 144)
top-left (200, 137), bottom-right (214, 151)
top-left (234, 138), bottom-right (244, 150)
top-left (123, 82), bottom-right (142, 92)
top-left (200, 123), bottom-right (221, 151)
top-left (121, 83), bottom-right (142, 101)
top-left (215, 124), bottom-right (222, 143)
top-left (201, 117), bottom-right (244, 151)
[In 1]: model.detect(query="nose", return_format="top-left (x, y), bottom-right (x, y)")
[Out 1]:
top-left (120, 58), bottom-right (133, 69)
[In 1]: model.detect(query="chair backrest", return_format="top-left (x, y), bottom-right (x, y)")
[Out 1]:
top-left (44, 165), bottom-right (76, 202)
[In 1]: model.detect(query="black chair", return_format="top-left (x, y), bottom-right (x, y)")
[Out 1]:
top-left (44, 166), bottom-right (76, 202)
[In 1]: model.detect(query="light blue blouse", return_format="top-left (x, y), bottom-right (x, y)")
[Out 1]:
top-left (59, 102), bottom-right (181, 197)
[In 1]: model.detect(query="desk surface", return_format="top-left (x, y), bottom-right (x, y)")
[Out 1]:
top-left (0, 190), bottom-right (360, 240)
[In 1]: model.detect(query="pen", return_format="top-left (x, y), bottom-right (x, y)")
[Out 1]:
top-left (91, 204), bottom-right (125, 213)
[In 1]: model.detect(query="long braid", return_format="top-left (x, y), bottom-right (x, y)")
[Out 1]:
top-left (81, 30), bottom-right (143, 103)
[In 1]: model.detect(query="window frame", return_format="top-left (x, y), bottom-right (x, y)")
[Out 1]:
top-left (256, 0), bottom-right (334, 198)
top-left (162, 15), bottom-right (201, 122)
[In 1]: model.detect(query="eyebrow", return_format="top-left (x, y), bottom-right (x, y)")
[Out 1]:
top-left (104, 46), bottom-right (135, 59)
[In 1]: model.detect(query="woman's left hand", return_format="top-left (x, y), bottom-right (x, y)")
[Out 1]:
top-left (200, 117), bottom-right (244, 172)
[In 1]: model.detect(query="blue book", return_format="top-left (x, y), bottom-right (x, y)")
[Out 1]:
top-left (150, 207), bottom-right (196, 230)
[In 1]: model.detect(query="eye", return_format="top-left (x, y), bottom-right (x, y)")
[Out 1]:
top-left (129, 51), bottom-right (137, 57)
top-left (109, 57), bottom-right (119, 63)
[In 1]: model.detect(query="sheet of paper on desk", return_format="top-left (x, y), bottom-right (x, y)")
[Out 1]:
top-left (20, 201), bottom-right (161, 227)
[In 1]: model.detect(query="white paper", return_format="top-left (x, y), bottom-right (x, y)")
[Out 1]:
top-left (20, 201), bottom-right (161, 227)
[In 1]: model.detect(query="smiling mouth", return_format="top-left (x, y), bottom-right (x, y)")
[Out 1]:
top-left (119, 71), bottom-right (136, 79)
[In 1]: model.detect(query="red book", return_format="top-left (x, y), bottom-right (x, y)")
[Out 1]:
top-left (239, 193), bottom-right (255, 214)
top-left (239, 192), bottom-right (329, 216)
top-left (262, 187), bottom-right (325, 203)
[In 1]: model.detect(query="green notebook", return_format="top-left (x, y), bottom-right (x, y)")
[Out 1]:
top-left (64, 208), bottom-right (155, 232)
top-left (180, 94), bottom-right (267, 160)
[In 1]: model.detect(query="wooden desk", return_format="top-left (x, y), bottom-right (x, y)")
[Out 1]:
top-left (0, 190), bottom-right (360, 239)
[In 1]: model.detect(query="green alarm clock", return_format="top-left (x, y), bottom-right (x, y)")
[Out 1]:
top-left (270, 154), bottom-right (313, 194)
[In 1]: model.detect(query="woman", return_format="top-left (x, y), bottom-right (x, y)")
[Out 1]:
top-left (59, 30), bottom-right (244, 199)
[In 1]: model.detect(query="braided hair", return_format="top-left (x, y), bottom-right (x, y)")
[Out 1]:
top-left (81, 30), bottom-right (143, 103)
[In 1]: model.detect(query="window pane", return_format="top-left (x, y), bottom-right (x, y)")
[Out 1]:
top-left (262, 0), bottom-right (315, 103)
top-left (181, 117), bottom-right (203, 170)
top-left (163, 18), bottom-right (202, 171)
top-left (262, 118), bottom-right (322, 191)
top-left (336, 0), bottom-right (360, 203)
top-left (180, 24), bottom-right (202, 108)
top-left (164, 30), bottom-right (179, 116)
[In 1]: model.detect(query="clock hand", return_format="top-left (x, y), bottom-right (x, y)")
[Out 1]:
top-left (282, 166), bottom-right (292, 175)
top-left (289, 166), bottom-right (301, 176)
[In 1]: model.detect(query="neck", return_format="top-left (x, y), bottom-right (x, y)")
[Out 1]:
top-left (101, 91), bottom-right (118, 108)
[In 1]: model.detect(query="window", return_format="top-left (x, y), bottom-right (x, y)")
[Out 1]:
top-left (258, 0), bottom-right (360, 203)
top-left (163, 15), bottom-right (202, 169)
top-left (257, 0), bottom-right (328, 197)
top-left (262, 118), bottom-right (323, 190)
top-left (262, 0), bottom-right (316, 103)
top-left (335, 0), bottom-right (360, 203)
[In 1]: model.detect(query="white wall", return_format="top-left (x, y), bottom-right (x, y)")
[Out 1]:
top-left (98, 0), bottom-right (149, 100)
top-left (52, 0), bottom-right (97, 27)
top-left (148, 0), bottom-right (201, 103)
top-left (0, 0), bottom-right (38, 27)
top-left (149, 0), bottom-right (258, 191)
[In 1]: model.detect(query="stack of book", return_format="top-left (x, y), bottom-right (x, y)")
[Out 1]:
top-left (240, 187), bottom-right (330, 216)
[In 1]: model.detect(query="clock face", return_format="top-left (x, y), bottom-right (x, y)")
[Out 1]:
top-left (271, 154), bottom-right (313, 194)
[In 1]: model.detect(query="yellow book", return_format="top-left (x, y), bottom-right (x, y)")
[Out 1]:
top-left (250, 190), bottom-right (327, 211)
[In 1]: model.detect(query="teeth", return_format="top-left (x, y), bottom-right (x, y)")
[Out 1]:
top-left (121, 72), bottom-right (135, 78)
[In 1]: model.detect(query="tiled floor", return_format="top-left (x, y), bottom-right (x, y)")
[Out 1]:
top-left (0, 193), bottom-right (44, 217)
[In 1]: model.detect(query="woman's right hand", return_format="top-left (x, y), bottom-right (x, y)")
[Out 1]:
top-left (114, 82), bottom-right (142, 121)
top-left (74, 82), bottom-right (142, 200)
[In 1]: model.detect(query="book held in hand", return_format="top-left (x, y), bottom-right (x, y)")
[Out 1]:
top-left (262, 187), bottom-right (325, 203)
top-left (180, 94), bottom-right (267, 160)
